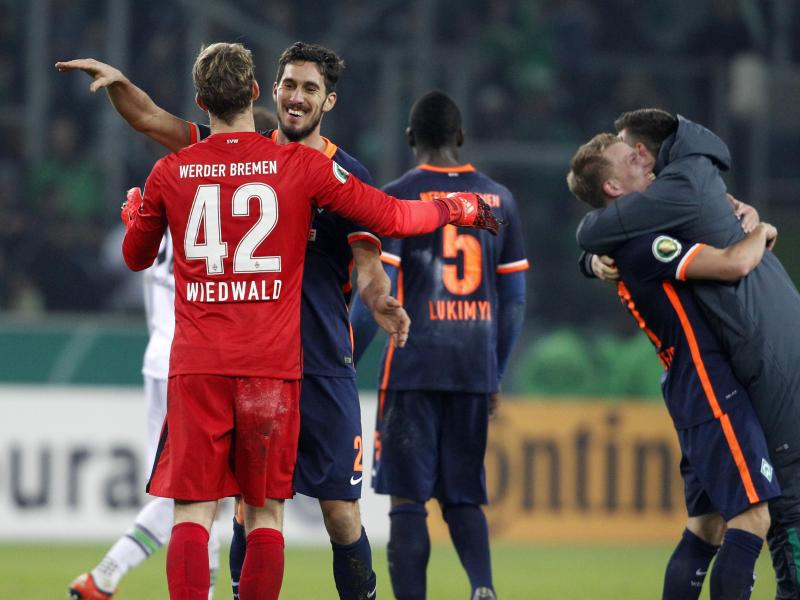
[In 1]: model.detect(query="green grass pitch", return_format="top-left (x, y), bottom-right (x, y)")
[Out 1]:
top-left (0, 542), bottom-right (776, 599)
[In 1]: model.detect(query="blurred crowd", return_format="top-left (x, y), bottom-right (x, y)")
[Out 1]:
top-left (2, 0), bottom-right (799, 323)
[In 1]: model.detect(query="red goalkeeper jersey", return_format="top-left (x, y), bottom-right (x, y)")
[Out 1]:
top-left (123, 131), bottom-right (449, 379)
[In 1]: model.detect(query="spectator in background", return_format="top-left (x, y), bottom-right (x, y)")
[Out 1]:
top-left (26, 115), bottom-right (107, 310)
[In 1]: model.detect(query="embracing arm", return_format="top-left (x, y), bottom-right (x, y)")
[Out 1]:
top-left (577, 168), bottom-right (700, 254)
top-left (579, 190), bottom-right (760, 280)
top-left (683, 222), bottom-right (777, 282)
top-left (55, 58), bottom-right (193, 152)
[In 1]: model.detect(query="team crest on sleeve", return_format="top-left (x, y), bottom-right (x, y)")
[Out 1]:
top-left (333, 161), bottom-right (350, 184)
top-left (652, 236), bottom-right (682, 262)
top-left (761, 458), bottom-right (774, 482)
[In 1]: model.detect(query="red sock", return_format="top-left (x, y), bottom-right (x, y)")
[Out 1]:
top-left (239, 528), bottom-right (285, 600)
top-left (166, 522), bottom-right (210, 600)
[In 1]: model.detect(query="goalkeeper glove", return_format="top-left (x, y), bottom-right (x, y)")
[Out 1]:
top-left (121, 187), bottom-right (143, 226)
top-left (437, 192), bottom-right (501, 235)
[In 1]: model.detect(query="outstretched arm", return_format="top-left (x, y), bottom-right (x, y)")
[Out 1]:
top-left (55, 58), bottom-right (193, 152)
top-left (683, 222), bottom-right (777, 282)
top-left (303, 148), bottom-right (499, 237)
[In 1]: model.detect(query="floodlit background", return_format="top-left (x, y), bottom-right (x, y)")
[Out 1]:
top-left (1, 1), bottom-right (799, 598)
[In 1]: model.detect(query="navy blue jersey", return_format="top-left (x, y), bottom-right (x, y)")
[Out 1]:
top-left (195, 125), bottom-right (379, 377)
top-left (378, 164), bottom-right (528, 393)
top-left (613, 233), bottom-right (748, 429)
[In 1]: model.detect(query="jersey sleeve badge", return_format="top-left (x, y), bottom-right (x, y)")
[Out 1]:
top-left (652, 236), bottom-right (682, 263)
top-left (333, 161), bottom-right (350, 184)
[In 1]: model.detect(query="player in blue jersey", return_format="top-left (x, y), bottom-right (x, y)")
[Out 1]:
top-left (57, 42), bottom-right (409, 600)
top-left (351, 91), bottom-right (528, 600)
top-left (568, 132), bottom-right (781, 600)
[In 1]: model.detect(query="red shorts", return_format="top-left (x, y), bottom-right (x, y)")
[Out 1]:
top-left (148, 375), bottom-right (301, 506)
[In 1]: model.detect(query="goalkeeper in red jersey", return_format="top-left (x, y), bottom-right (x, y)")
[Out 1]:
top-left (118, 42), bottom-right (497, 600)
top-left (60, 44), bottom-right (391, 600)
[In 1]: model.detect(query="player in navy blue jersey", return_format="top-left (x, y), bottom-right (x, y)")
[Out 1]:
top-left (568, 132), bottom-right (781, 600)
top-left (58, 42), bottom-right (410, 600)
top-left (351, 91), bottom-right (528, 600)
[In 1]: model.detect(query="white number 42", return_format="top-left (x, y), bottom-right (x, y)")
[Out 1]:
top-left (184, 183), bottom-right (280, 275)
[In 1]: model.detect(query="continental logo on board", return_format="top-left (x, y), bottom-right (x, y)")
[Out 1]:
top-left (427, 401), bottom-right (687, 543)
top-left (419, 191), bottom-right (501, 207)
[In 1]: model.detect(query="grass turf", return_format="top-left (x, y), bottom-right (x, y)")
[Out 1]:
top-left (0, 542), bottom-right (777, 599)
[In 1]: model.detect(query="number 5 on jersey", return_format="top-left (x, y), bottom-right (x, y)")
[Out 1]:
top-left (185, 183), bottom-right (281, 275)
top-left (442, 225), bottom-right (482, 295)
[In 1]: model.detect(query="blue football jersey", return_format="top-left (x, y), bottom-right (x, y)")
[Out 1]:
top-left (378, 164), bottom-right (528, 393)
top-left (195, 125), bottom-right (379, 377)
top-left (613, 233), bottom-right (748, 429)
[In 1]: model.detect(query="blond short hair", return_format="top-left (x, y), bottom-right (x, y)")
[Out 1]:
top-left (566, 132), bottom-right (619, 208)
top-left (192, 42), bottom-right (255, 124)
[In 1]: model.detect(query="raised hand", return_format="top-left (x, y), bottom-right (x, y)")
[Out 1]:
top-left (55, 58), bottom-right (128, 93)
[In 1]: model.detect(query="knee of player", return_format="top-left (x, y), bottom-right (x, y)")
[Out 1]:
top-left (439, 501), bottom-right (480, 522)
top-left (321, 499), bottom-right (362, 543)
top-left (242, 498), bottom-right (285, 534)
top-left (730, 502), bottom-right (771, 540)
top-left (390, 496), bottom-right (421, 510)
top-left (749, 502), bottom-right (772, 538)
top-left (687, 513), bottom-right (726, 546)
top-left (234, 496), bottom-right (244, 525)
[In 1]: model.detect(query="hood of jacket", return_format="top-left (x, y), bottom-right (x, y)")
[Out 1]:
top-left (655, 115), bottom-right (731, 174)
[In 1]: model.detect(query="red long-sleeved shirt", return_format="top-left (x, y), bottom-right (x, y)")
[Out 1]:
top-left (123, 131), bottom-right (448, 379)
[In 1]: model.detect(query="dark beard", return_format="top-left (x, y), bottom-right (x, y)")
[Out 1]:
top-left (280, 111), bottom-right (323, 142)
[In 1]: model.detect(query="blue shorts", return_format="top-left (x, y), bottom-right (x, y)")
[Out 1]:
top-left (372, 389), bottom-right (489, 505)
top-left (681, 401), bottom-right (781, 521)
top-left (293, 374), bottom-right (364, 500)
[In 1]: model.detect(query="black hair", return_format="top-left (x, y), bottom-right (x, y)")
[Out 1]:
top-left (275, 41), bottom-right (345, 94)
top-left (409, 90), bottom-right (462, 149)
top-left (613, 108), bottom-right (678, 158)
